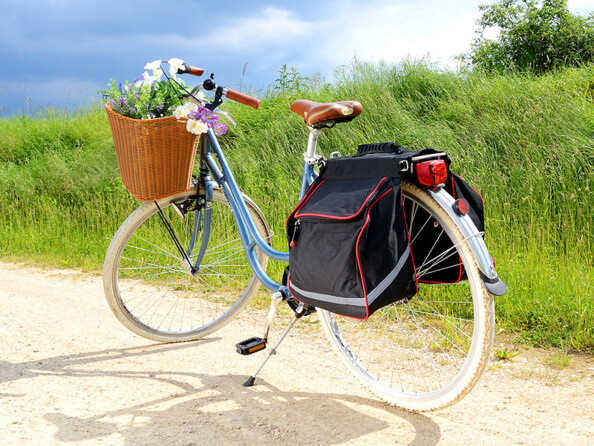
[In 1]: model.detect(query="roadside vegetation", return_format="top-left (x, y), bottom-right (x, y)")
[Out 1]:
top-left (1, 61), bottom-right (592, 350)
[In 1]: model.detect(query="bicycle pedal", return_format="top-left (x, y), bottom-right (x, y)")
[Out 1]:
top-left (236, 337), bottom-right (267, 355)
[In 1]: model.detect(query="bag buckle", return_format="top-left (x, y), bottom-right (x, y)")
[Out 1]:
top-left (399, 159), bottom-right (410, 173)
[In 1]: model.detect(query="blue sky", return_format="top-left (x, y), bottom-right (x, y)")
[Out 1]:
top-left (0, 0), bottom-right (591, 116)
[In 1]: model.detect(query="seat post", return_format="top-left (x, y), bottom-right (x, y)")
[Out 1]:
top-left (305, 126), bottom-right (323, 163)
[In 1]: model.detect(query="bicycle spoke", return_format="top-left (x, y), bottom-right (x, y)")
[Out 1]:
top-left (320, 183), bottom-right (493, 410)
top-left (409, 208), bottom-right (433, 246)
top-left (106, 190), bottom-right (269, 340)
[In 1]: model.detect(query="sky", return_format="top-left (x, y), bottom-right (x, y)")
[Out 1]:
top-left (0, 0), bottom-right (591, 116)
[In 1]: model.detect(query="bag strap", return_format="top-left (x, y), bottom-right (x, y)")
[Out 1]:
top-left (356, 142), bottom-right (406, 155)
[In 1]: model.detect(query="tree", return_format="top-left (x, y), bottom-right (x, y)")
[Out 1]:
top-left (466, 0), bottom-right (594, 73)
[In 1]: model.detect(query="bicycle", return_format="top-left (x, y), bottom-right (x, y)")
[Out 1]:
top-left (103, 61), bottom-right (506, 411)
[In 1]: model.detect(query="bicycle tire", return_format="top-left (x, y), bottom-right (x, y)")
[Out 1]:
top-left (103, 188), bottom-right (270, 342)
top-left (319, 181), bottom-right (495, 411)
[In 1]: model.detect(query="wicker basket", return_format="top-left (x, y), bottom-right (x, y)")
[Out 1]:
top-left (105, 104), bottom-right (199, 201)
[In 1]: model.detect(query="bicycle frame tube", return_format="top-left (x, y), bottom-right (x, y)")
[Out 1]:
top-left (202, 129), bottom-right (297, 291)
top-left (300, 161), bottom-right (317, 199)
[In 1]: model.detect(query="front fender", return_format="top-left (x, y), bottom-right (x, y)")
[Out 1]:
top-left (428, 187), bottom-right (507, 296)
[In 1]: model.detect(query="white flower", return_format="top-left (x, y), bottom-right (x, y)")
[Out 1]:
top-left (186, 119), bottom-right (208, 135)
top-left (173, 102), bottom-right (199, 119)
top-left (143, 60), bottom-right (163, 81)
top-left (144, 60), bottom-right (162, 70)
top-left (173, 106), bottom-right (186, 120)
top-left (168, 58), bottom-right (186, 79)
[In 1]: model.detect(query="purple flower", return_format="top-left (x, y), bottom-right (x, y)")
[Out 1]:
top-left (120, 96), bottom-right (126, 107)
top-left (155, 105), bottom-right (164, 109)
top-left (110, 99), bottom-right (121, 111)
top-left (214, 122), bottom-right (227, 137)
top-left (130, 106), bottom-right (134, 115)
top-left (187, 109), bottom-right (201, 121)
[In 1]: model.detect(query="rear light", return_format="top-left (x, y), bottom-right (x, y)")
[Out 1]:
top-left (415, 160), bottom-right (448, 188)
top-left (453, 198), bottom-right (470, 216)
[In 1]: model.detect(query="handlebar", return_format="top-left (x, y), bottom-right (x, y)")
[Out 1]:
top-left (177, 64), bottom-right (205, 77)
top-left (225, 88), bottom-right (260, 110)
top-left (174, 60), bottom-right (260, 110)
top-left (202, 76), bottom-right (260, 110)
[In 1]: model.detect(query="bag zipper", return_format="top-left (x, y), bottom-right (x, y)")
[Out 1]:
top-left (289, 220), bottom-right (301, 248)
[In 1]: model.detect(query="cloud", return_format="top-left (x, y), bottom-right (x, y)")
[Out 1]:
top-left (184, 0), bottom-right (482, 81)
top-left (0, 0), bottom-right (490, 114)
top-left (208, 7), bottom-right (312, 50)
top-left (312, 0), bottom-right (482, 71)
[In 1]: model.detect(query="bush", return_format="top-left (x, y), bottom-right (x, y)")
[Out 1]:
top-left (465, 0), bottom-right (594, 73)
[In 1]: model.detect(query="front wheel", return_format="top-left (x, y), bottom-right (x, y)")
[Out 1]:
top-left (319, 182), bottom-right (495, 411)
top-left (103, 188), bottom-right (270, 342)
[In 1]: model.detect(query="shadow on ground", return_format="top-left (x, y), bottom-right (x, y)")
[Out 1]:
top-left (2, 341), bottom-right (441, 446)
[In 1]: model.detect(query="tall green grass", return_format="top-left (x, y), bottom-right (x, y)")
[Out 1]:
top-left (1, 62), bottom-right (592, 350)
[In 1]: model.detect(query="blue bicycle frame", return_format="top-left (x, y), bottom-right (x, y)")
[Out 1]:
top-left (195, 127), bottom-right (506, 297)
top-left (200, 128), bottom-right (315, 293)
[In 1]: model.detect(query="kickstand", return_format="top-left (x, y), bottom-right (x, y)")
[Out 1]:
top-left (243, 303), bottom-right (305, 387)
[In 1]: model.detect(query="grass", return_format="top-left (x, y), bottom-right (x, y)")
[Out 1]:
top-left (542, 351), bottom-right (572, 369)
top-left (493, 347), bottom-right (521, 361)
top-left (0, 61), bottom-right (593, 350)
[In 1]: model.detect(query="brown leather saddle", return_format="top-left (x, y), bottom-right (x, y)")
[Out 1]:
top-left (290, 99), bottom-right (362, 126)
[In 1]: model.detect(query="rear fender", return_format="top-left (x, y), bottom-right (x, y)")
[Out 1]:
top-left (428, 187), bottom-right (507, 296)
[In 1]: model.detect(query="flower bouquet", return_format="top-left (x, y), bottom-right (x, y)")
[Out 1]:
top-left (103, 59), bottom-right (226, 201)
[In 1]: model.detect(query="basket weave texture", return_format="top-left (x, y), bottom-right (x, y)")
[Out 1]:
top-left (105, 104), bottom-right (199, 201)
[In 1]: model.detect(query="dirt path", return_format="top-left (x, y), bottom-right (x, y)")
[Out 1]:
top-left (0, 261), bottom-right (592, 445)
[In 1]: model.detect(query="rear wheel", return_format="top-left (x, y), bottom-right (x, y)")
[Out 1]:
top-left (319, 182), bottom-right (495, 411)
top-left (103, 188), bottom-right (270, 342)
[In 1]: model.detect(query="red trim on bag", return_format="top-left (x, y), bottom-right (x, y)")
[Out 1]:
top-left (401, 189), bottom-right (419, 293)
top-left (286, 273), bottom-right (302, 303)
top-left (355, 213), bottom-right (372, 320)
top-left (285, 179), bottom-right (327, 228)
top-left (295, 177), bottom-right (388, 220)
top-left (352, 188), bottom-right (394, 321)
top-left (420, 277), bottom-right (462, 284)
top-left (289, 187), bottom-right (398, 321)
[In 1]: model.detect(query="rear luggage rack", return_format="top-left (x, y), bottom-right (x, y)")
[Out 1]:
top-left (400, 152), bottom-right (448, 174)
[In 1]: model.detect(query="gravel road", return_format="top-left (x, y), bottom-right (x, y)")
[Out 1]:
top-left (0, 261), bottom-right (592, 445)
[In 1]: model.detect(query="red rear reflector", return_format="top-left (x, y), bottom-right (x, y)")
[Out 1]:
top-left (415, 160), bottom-right (448, 187)
top-left (453, 198), bottom-right (470, 216)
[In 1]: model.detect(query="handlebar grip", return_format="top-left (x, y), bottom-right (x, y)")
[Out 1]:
top-left (225, 88), bottom-right (260, 109)
top-left (178, 65), bottom-right (205, 77)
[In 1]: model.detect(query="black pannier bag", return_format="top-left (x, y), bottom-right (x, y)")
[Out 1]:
top-left (286, 154), bottom-right (418, 320)
top-left (357, 142), bottom-right (485, 284)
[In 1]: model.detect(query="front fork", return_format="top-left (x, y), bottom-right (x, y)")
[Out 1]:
top-left (186, 169), bottom-right (214, 273)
